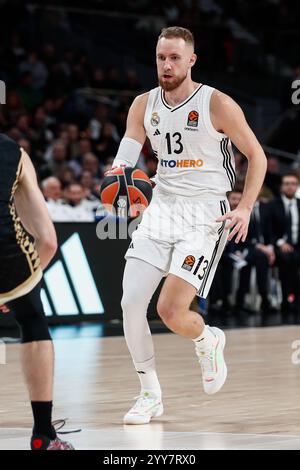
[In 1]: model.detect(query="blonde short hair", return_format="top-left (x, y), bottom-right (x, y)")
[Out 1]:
top-left (158, 26), bottom-right (194, 48)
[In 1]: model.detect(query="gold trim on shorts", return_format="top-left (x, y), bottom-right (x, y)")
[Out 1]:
top-left (0, 267), bottom-right (43, 304)
top-left (8, 149), bottom-right (41, 276)
top-left (0, 150), bottom-right (43, 304)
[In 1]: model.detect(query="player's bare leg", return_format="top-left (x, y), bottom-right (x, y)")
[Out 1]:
top-left (157, 274), bottom-right (227, 395)
top-left (157, 274), bottom-right (204, 338)
top-left (21, 341), bottom-right (54, 401)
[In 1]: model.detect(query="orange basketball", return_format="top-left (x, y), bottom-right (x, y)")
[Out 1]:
top-left (100, 167), bottom-right (152, 217)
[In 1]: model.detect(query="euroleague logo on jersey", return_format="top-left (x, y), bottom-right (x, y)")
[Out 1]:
top-left (182, 255), bottom-right (196, 271)
top-left (187, 110), bottom-right (199, 127)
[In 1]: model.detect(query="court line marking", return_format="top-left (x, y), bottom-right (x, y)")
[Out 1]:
top-left (1, 427), bottom-right (300, 439)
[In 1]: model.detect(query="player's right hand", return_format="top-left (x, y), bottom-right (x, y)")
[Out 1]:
top-left (104, 165), bottom-right (127, 177)
top-left (216, 206), bottom-right (251, 244)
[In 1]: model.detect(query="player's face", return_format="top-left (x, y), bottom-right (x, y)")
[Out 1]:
top-left (156, 37), bottom-right (196, 91)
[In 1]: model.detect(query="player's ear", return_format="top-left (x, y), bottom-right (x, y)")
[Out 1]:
top-left (190, 53), bottom-right (197, 68)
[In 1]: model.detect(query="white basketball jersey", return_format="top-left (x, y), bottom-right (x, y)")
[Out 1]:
top-left (144, 84), bottom-right (236, 197)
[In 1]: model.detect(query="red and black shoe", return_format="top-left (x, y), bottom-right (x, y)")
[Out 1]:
top-left (30, 420), bottom-right (78, 450)
top-left (31, 435), bottom-right (75, 450)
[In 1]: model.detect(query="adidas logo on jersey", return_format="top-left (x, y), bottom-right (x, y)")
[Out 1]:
top-left (153, 129), bottom-right (161, 136)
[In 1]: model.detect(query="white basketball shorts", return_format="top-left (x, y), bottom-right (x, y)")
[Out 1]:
top-left (125, 188), bottom-right (229, 298)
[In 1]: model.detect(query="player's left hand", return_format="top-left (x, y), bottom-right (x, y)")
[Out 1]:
top-left (216, 207), bottom-right (251, 243)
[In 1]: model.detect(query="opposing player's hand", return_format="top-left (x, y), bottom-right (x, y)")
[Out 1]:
top-left (0, 304), bottom-right (10, 313)
top-left (216, 207), bottom-right (251, 243)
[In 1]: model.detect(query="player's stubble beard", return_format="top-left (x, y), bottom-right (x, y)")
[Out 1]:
top-left (158, 71), bottom-right (188, 91)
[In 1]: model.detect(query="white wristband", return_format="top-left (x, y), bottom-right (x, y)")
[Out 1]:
top-left (113, 137), bottom-right (142, 168)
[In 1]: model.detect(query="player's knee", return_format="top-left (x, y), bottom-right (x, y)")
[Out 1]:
top-left (9, 285), bottom-right (52, 344)
top-left (121, 287), bottom-right (149, 315)
top-left (14, 308), bottom-right (51, 344)
top-left (157, 299), bottom-right (179, 326)
top-left (121, 291), bottom-right (138, 315)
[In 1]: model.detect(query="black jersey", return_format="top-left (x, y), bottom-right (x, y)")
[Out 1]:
top-left (0, 134), bottom-right (42, 303)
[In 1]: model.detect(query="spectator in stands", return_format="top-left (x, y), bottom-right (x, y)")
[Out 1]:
top-left (75, 138), bottom-right (93, 163)
top-left (91, 68), bottom-right (105, 89)
top-left (42, 140), bottom-right (69, 178)
top-left (234, 189), bottom-right (275, 323)
top-left (102, 66), bottom-right (123, 90)
top-left (32, 106), bottom-right (54, 147)
top-left (123, 68), bottom-right (142, 91)
top-left (5, 31), bottom-right (25, 68)
top-left (89, 104), bottom-right (109, 141)
top-left (42, 176), bottom-right (63, 203)
top-left (56, 166), bottom-right (76, 188)
top-left (268, 173), bottom-right (300, 322)
top-left (96, 122), bottom-right (120, 162)
top-left (82, 152), bottom-right (103, 181)
top-left (67, 124), bottom-right (80, 159)
top-left (114, 104), bottom-right (130, 138)
top-left (55, 129), bottom-right (69, 146)
top-left (5, 90), bottom-right (25, 122)
top-left (63, 183), bottom-right (96, 221)
top-left (103, 158), bottom-right (114, 175)
top-left (80, 170), bottom-right (99, 199)
top-left (7, 127), bottom-right (22, 142)
top-left (209, 188), bottom-right (243, 317)
top-left (42, 43), bottom-right (57, 69)
top-left (19, 51), bottom-right (48, 90)
top-left (17, 71), bottom-right (44, 111)
top-left (42, 176), bottom-right (66, 222)
top-left (16, 113), bottom-right (38, 142)
top-left (17, 138), bottom-right (31, 155)
top-left (264, 156), bottom-right (281, 197)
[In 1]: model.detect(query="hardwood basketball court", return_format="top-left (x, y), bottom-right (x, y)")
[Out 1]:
top-left (1, 326), bottom-right (300, 450)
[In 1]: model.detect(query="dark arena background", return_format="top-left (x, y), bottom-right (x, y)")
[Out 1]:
top-left (1, 0), bottom-right (300, 453)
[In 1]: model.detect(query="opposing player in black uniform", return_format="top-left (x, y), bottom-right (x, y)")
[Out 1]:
top-left (0, 134), bottom-right (74, 450)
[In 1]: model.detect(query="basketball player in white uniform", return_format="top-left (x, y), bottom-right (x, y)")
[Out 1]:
top-left (109, 27), bottom-right (267, 424)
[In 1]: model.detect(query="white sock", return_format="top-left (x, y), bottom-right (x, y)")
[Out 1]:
top-left (193, 325), bottom-right (216, 344)
top-left (134, 356), bottom-right (162, 398)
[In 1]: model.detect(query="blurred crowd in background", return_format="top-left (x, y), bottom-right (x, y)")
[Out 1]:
top-left (1, 0), bottom-right (300, 323)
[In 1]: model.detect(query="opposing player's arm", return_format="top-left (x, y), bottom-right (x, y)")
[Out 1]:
top-left (112, 93), bottom-right (149, 169)
top-left (211, 91), bottom-right (267, 243)
top-left (13, 149), bottom-right (57, 269)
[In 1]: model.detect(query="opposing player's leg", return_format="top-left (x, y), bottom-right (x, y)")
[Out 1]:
top-left (122, 258), bottom-right (165, 424)
top-left (8, 283), bottom-right (74, 450)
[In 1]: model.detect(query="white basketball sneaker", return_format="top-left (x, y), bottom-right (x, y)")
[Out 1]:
top-left (195, 326), bottom-right (227, 395)
top-left (123, 391), bottom-right (163, 425)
